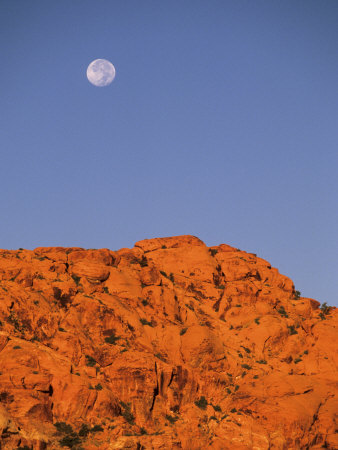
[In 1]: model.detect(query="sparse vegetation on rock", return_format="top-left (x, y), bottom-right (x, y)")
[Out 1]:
top-left (0, 236), bottom-right (336, 449)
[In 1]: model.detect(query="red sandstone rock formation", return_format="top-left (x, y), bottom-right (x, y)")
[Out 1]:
top-left (0, 236), bottom-right (336, 449)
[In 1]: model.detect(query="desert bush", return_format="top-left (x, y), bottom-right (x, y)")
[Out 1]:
top-left (104, 333), bottom-right (120, 345)
top-left (85, 355), bottom-right (96, 367)
top-left (287, 325), bottom-right (298, 335)
top-left (139, 318), bottom-right (153, 327)
top-left (277, 306), bottom-right (288, 318)
top-left (195, 396), bottom-right (208, 410)
top-left (320, 302), bottom-right (333, 319)
top-left (212, 404), bottom-right (222, 412)
top-left (71, 275), bottom-right (81, 286)
top-left (154, 353), bottom-right (166, 362)
top-left (139, 255), bottom-right (148, 267)
top-left (120, 401), bottom-right (135, 425)
top-left (90, 425), bottom-right (103, 432)
top-left (54, 422), bottom-right (74, 434)
top-left (59, 433), bottom-right (81, 448)
top-left (241, 364), bottom-right (251, 370)
top-left (165, 414), bottom-right (178, 424)
top-left (241, 346), bottom-right (251, 354)
top-left (78, 424), bottom-right (90, 437)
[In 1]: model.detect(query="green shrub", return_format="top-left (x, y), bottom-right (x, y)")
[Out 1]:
top-left (234, 385), bottom-right (239, 391)
top-left (294, 358), bottom-right (302, 364)
top-left (95, 383), bottom-right (103, 391)
top-left (241, 346), bottom-right (251, 354)
top-left (294, 290), bottom-right (301, 299)
top-left (120, 402), bottom-right (135, 425)
top-left (194, 396), bottom-right (208, 410)
top-left (54, 422), bottom-right (74, 434)
top-left (71, 274), bottom-right (81, 286)
top-left (90, 425), bottom-right (103, 433)
top-left (104, 333), bottom-right (120, 345)
top-left (180, 327), bottom-right (188, 336)
top-left (230, 408), bottom-right (237, 413)
top-left (154, 353), bottom-right (166, 362)
top-left (212, 404), bottom-right (222, 412)
top-left (277, 306), bottom-right (288, 318)
top-left (78, 424), bottom-right (90, 437)
top-left (254, 317), bottom-right (260, 325)
top-left (103, 287), bottom-right (109, 293)
top-left (139, 255), bottom-right (148, 267)
top-left (241, 364), bottom-right (251, 370)
top-left (256, 360), bottom-right (267, 364)
top-left (165, 414), bottom-right (178, 424)
top-left (59, 433), bottom-right (81, 448)
top-left (209, 249), bottom-right (218, 257)
top-left (287, 325), bottom-right (298, 335)
top-left (320, 302), bottom-right (332, 315)
top-left (13, 345), bottom-right (21, 350)
top-left (85, 355), bottom-right (96, 367)
top-left (139, 318), bottom-right (153, 327)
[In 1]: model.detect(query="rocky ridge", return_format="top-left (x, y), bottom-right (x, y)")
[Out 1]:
top-left (0, 235), bottom-right (336, 449)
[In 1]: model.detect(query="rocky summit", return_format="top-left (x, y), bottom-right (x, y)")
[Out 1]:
top-left (0, 235), bottom-right (336, 449)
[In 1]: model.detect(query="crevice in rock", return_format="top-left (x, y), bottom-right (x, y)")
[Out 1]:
top-left (168, 369), bottom-right (175, 388)
top-left (150, 362), bottom-right (159, 412)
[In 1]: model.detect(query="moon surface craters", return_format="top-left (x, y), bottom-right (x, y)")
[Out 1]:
top-left (87, 59), bottom-right (116, 87)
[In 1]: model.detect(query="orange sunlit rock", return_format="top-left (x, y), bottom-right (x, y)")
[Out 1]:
top-left (0, 236), bottom-right (336, 449)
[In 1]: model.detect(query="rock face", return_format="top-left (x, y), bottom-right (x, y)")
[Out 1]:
top-left (0, 236), bottom-right (336, 449)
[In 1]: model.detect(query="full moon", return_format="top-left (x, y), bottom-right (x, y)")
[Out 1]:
top-left (87, 59), bottom-right (116, 87)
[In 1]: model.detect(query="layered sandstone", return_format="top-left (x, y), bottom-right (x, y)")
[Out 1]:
top-left (0, 236), bottom-right (336, 449)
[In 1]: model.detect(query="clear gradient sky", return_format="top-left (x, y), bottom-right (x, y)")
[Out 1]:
top-left (1, 1), bottom-right (337, 306)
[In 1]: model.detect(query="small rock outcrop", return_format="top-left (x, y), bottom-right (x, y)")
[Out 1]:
top-left (0, 236), bottom-right (336, 449)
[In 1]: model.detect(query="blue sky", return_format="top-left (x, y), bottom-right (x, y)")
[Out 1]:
top-left (1, 1), bottom-right (337, 306)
